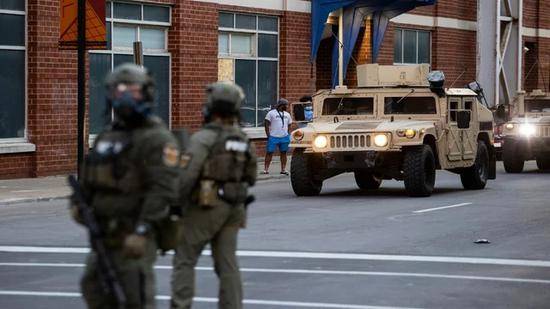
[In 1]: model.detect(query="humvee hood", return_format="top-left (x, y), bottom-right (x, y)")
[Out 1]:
top-left (511, 116), bottom-right (550, 124)
top-left (304, 120), bottom-right (434, 133)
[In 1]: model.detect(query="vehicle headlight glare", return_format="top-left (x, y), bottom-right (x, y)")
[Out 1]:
top-left (519, 124), bottom-right (536, 137)
top-left (505, 123), bottom-right (514, 130)
top-left (374, 134), bottom-right (389, 147)
top-left (314, 135), bottom-right (328, 148)
top-left (405, 129), bottom-right (416, 139)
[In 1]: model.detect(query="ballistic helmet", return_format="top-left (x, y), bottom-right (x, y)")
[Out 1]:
top-left (105, 63), bottom-right (155, 102)
top-left (204, 82), bottom-right (245, 117)
top-left (105, 63), bottom-right (155, 123)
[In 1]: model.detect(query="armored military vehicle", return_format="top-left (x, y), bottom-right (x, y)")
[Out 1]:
top-left (501, 90), bottom-right (550, 172)
top-left (289, 64), bottom-right (496, 197)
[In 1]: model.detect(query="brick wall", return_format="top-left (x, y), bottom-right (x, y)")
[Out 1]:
top-left (0, 154), bottom-right (34, 179)
top-left (280, 11), bottom-right (315, 102)
top-left (170, 0), bottom-right (218, 131)
top-left (26, 0), bottom-right (78, 177)
top-left (523, 0), bottom-right (550, 92)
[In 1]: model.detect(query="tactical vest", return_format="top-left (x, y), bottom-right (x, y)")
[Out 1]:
top-left (84, 130), bottom-right (140, 193)
top-left (82, 128), bottom-right (143, 219)
top-left (199, 127), bottom-right (251, 206)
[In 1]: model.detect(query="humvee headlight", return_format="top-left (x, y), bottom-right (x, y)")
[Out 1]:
top-left (404, 129), bottom-right (416, 139)
top-left (293, 130), bottom-right (304, 141)
top-left (505, 123), bottom-right (515, 130)
top-left (519, 124), bottom-right (536, 137)
top-left (374, 134), bottom-right (389, 147)
top-left (314, 135), bottom-right (328, 148)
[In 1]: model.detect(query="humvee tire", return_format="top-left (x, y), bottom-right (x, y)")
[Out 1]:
top-left (403, 145), bottom-right (436, 197)
top-left (291, 150), bottom-right (323, 196)
top-left (503, 140), bottom-right (524, 173)
top-left (536, 157), bottom-right (550, 170)
top-left (354, 172), bottom-right (382, 190)
top-left (460, 141), bottom-right (489, 190)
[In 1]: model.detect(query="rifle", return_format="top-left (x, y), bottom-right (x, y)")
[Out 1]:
top-left (68, 175), bottom-right (127, 308)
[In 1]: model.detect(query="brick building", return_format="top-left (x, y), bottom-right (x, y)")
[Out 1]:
top-left (0, 0), bottom-right (548, 179)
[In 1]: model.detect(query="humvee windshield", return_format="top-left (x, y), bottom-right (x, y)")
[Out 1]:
top-left (322, 97), bottom-right (374, 115)
top-left (384, 96), bottom-right (437, 114)
top-left (525, 99), bottom-right (550, 113)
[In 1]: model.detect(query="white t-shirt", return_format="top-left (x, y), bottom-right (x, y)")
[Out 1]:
top-left (265, 109), bottom-right (292, 138)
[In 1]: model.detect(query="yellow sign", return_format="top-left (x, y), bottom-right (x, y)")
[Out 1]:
top-left (59, 0), bottom-right (107, 49)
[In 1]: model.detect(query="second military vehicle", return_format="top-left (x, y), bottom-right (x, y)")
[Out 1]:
top-left (501, 90), bottom-right (550, 173)
top-left (290, 64), bottom-right (496, 197)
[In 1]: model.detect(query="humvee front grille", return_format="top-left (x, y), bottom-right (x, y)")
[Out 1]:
top-left (329, 134), bottom-right (371, 149)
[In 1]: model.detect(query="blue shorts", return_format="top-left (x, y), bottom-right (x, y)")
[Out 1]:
top-left (267, 135), bottom-right (290, 153)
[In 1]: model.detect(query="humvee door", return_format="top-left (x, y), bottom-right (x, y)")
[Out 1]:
top-left (447, 97), bottom-right (477, 161)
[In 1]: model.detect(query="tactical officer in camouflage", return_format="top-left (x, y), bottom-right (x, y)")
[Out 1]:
top-left (171, 82), bottom-right (257, 309)
top-left (71, 63), bottom-right (180, 309)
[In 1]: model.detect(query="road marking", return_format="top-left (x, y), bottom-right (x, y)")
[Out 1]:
top-left (413, 203), bottom-right (473, 214)
top-left (0, 246), bottom-right (89, 253)
top-left (0, 290), bottom-right (418, 309)
top-left (2, 246), bottom-right (550, 268)
top-left (2, 263), bottom-right (550, 284)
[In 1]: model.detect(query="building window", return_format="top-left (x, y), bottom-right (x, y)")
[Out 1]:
top-left (89, 1), bottom-right (171, 135)
top-left (218, 12), bottom-right (279, 128)
top-left (0, 2), bottom-right (26, 140)
top-left (394, 29), bottom-right (430, 65)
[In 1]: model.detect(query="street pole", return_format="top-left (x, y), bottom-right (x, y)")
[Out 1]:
top-left (338, 8), bottom-right (344, 87)
top-left (77, 0), bottom-right (86, 179)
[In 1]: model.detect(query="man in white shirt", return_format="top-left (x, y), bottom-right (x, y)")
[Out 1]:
top-left (264, 98), bottom-right (292, 175)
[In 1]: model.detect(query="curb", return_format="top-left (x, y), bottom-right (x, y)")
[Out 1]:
top-left (0, 173), bottom-right (289, 206)
top-left (0, 195), bottom-right (70, 206)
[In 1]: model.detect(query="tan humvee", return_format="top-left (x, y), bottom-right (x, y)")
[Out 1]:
top-left (501, 89), bottom-right (550, 172)
top-left (289, 64), bottom-right (496, 197)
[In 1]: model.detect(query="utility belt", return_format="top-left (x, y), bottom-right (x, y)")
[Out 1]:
top-left (96, 217), bottom-right (135, 249)
top-left (198, 180), bottom-right (248, 208)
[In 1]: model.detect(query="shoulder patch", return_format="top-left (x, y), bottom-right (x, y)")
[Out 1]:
top-left (225, 140), bottom-right (248, 152)
top-left (163, 144), bottom-right (180, 167)
top-left (180, 154), bottom-right (192, 169)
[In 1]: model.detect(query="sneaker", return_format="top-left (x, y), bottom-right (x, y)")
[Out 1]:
top-left (280, 171), bottom-right (289, 175)
top-left (261, 170), bottom-right (269, 175)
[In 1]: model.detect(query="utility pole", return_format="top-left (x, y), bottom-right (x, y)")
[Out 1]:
top-left (338, 8), bottom-right (344, 87)
top-left (77, 0), bottom-right (86, 178)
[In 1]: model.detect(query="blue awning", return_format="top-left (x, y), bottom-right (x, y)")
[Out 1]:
top-left (310, 0), bottom-right (437, 88)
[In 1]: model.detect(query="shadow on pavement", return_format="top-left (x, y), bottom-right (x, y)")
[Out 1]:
top-left (320, 187), bottom-right (464, 198)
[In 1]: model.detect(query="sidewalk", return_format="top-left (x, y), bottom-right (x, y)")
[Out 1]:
top-left (0, 158), bottom-right (289, 206)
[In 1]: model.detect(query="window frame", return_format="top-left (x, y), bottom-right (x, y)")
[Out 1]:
top-left (89, 1), bottom-right (172, 139)
top-left (393, 28), bottom-right (432, 65)
top-left (218, 12), bottom-right (280, 131)
top-left (0, 1), bottom-right (27, 144)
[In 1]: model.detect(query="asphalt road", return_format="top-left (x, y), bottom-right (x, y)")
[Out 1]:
top-left (0, 162), bottom-right (549, 308)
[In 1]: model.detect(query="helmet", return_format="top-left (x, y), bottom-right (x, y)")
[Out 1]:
top-left (204, 82), bottom-right (245, 119)
top-left (105, 63), bottom-right (155, 123)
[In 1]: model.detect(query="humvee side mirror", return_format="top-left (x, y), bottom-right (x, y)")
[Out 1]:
top-left (292, 103), bottom-right (306, 122)
top-left (457, 111), bottom-right (471, 129)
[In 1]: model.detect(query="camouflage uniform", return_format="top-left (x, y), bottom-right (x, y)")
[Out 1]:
top-left (75, 64), bottom-right (180, 309)
top-left (171, 83), bottom-right (257, 309)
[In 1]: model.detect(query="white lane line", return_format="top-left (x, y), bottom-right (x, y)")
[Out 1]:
top-left (0, 290), bottom-right (418, 309)
top-left (413, 202), bottom-right (473, 214)
top-left (0, 246), bottom-right (89, 253)
top-left (2, 246), bottom-right (550, 268)
top-left (1, 263), bottom-right (550, 284)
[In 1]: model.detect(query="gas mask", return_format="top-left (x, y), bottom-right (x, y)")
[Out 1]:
top-left (110, 87), bottom-right (152, 125)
